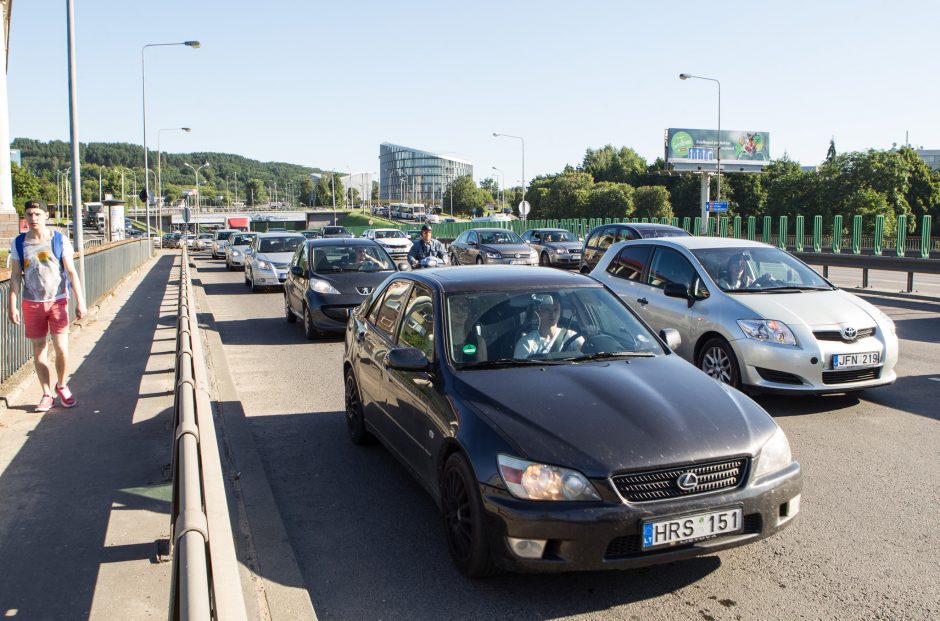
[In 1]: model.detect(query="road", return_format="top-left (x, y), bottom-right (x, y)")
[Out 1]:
top-left (193, 253), bottom-right (940, 620)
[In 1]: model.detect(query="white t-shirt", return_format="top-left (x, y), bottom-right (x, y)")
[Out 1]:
top-left (10, 232), bottom-right (72, 302)
top-left (514, 327), bottom-right (579, 358)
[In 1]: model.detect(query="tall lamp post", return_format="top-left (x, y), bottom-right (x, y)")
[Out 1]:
top-left (158, 127), bottom-right (191, 234)
top-left (679, 73), bottom-right (721, 231)
top-left (492, 132), bottom-right (526, 221)
top-left (142, 40), bottom-right (200, 238)
top-left (491, 166), bottom-right (504, 210)
top-left (184, 161), bottom-right (210, 233)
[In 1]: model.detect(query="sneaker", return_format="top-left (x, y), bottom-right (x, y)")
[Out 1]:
top-left (56, 384), bottom-right (77, 408)
top-left (36, 394), bottom-right (55, 412)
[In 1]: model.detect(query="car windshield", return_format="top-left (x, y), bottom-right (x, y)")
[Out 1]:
top-left (323, 227), bottom-right (346, 234)
top-left (692, 247), bottom-right (833, 292)
top-left (312, 245), bottom-right (395, 273)
top-left (232, 234), bottom-right (255, 246)
top-left (446, 287), bottom-right (662, 368)
top-left (541, 230), bottom-right (578, 242)
top-left (478, 230), bottom-right (523, 245)
top-left (375, 230), bottom-right (406, 239)
top-left (300, 231), bottom-right (320, 239)
top-left (258, 236), bottom-right (304, 254)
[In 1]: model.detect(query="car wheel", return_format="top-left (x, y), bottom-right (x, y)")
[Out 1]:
top-left (441, 452), bottom-right (498, 579)
top-left (475, 256), bottom-right (484, 265)
top-left (303, 304), bottom-right (318, 340)
top-left (285, 294), bottom-right (296, 323)
top-left (344, 371), bottom-right (373, 445)
top-left (539, 252), bottom-right (550, 267)
top-left (250, 271), bottom-right (259, 292)
top-left (698, 337), bottom-right (741, 388)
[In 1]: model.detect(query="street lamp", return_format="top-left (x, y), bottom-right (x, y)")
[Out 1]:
top-left (679, 73), bottom-right (721, 229)
top-left (184, 161), bottom-right (210, 233)
top-left (158, 127), bottom-right (191, 235)
top-left (491, 166), bottom-right (504, 210)
top-left (493, 132), bottom-right (526, 221)
top-left (142, 40), bottom-right (200, 238)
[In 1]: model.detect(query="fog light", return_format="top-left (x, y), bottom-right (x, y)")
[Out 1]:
top-left (778, 493), bottom-right (801, 525)
top-left (507, 537), bottom-right (547, 559)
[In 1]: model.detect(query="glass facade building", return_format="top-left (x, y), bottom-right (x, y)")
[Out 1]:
top-left (379, 143), bottom-right (473, 204)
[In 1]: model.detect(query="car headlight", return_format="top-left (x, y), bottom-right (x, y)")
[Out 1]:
top-left (485, 251), bottom-right (502, 259)
top-left (497, 455), bottom-right (601, 501)
top-left (753, 427), bottom-right (792, 478)
top-left (529, 250), bottom-right (538, 259)
top-left (737, 319), bottom-right (797, 346)
top-left (310, 279), bottom-right (340, 294)
top-left (256, 260), bottom-right (271, 270)
top-left (231, 250), bottom-right (241, 256)
top-left (871, 307), bottom-right (896, 335)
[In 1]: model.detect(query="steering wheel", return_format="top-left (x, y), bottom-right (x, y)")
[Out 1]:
top-left (753, 273), bottom-right (776, 287)
top-left (561, 331), bottom-right (586, 351)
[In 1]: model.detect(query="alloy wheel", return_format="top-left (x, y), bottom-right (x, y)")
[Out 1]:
top-left (442, 466), bottom-right (473, 563)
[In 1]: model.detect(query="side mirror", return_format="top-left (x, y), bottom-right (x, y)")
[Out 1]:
top-left (290, 265), bottom-right (305, 277)
top-left (468, 241), bottom-right (478, 246)
top-left (397, 262), bottom-right (412, 272)
top-left (659, 328), bottom-right (681, 352)
top-left (385, 347), bottom-right (430, 372)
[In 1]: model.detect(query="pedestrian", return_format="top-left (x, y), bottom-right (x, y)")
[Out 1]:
top-left (7, 199), bottom-right (86, 411)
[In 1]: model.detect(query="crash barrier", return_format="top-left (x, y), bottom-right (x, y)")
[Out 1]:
top-left (795, 251), bottom-right (940, 294)
top-left (0, 238), bottom-right (152, 385)
top-left (170, 246), bottom-right (247, 620)
top-left (346, 213), bottom-right (938, 259)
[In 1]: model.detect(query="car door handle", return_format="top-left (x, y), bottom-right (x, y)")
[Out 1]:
top-left (637, 297), bottom-right (649, 305)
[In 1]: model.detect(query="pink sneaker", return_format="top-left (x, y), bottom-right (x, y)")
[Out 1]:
top-left (36, 394), bottom-right (55, 412)
top-left (56, 384), bottom-right (77, 408)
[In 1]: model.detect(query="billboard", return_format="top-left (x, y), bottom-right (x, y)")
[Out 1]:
top-left (666, 128), bottom-right (770, 172)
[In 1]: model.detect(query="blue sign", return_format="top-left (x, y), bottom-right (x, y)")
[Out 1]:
top-left (688, 146), bottom-right (715, 161)
top-left (706, 201), bottom-right (728, 213)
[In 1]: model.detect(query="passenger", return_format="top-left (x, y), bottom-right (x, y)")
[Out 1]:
top-left (514, 294), bottom-right (582, 357)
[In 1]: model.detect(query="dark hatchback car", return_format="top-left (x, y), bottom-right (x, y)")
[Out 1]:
top-left (580, 223), bottom-right (690, 274)
top-left (320, 225), bottom-right (354, 238)
top-left (284, 238), bottom-right (400, 338)
top-left (343, 266), bottom-right (802, 577)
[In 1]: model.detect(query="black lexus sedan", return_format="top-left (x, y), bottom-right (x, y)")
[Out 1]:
top-left (343, 266), bottom-right (802, 577)
top-left (284, 238), bottom-right (401, 338)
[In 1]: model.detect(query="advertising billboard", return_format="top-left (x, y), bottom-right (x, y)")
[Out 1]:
top-left (666, 128), bottom-right (770, 172)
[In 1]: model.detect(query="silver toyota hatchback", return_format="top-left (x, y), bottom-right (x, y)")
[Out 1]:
top-left (590, 237), bottom-right (899, 395)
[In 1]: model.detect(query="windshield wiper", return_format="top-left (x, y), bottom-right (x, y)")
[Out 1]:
top-left (565, 351), bottom-right (656, 362)
top-left (759, 285), bottom-right (832, 291)
top-left (465, 357), bottom-right (568, 369)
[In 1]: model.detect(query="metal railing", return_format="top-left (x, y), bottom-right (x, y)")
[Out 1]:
top-left (170, 246), bottom-right (246, 621)
top-left (1, 238), bottom-right (153, 385)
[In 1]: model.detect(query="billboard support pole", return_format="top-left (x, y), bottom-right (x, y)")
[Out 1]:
top-left (700, 173), bottom-right (710, 235)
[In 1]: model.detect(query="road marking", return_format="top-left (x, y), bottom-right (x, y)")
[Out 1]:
top-left (929, 378), bottom-right (940, 383)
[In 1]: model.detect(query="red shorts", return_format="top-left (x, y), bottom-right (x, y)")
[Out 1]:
top-left (22, 299), bottom-right (70, 339)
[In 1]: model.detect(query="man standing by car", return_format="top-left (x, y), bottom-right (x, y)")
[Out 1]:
top-left (408, 224), bottom-right (447, 268)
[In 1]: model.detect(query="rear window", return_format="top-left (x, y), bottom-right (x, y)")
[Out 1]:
top-left (258, 237), bottom-right (304, 253)
top-left (606, 246), bottom-right (651, 281)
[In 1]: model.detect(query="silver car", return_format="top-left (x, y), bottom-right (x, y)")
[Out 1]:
top-left (590, 237), bottom-right (899, 394)
top-left (225, 232), bottom-right (257, 270)
top-left (244, 232), bottom-right (305, 291)
top-left (521, 227), bottom-right (583, 268)
top-left (211, 229), bottom-right (240, 259)
top-left (449, 228), bottom-right (538, 266)
top-left (361, 228), bottom-right (412, 261)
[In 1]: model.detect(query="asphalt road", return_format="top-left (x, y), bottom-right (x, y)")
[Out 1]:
top-left (193, 253), bottom-right (940, 621)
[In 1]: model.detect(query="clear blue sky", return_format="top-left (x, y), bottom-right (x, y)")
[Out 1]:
top-left (8, 0), bottom-right (939, 185)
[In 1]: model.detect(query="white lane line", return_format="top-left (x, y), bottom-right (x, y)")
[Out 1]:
top-left (929, 378), bottom-right (940, 383)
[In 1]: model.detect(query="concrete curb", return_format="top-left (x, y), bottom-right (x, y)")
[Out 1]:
top-left (190, 259), bottom-right (318, 620)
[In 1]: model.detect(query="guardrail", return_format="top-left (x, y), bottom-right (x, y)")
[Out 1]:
top-left (1, 238), bottom-right (153, 385)
top-left (170, 246), bottom-right (246, 620)
top-left (795, 252), bottom-right (940, 293)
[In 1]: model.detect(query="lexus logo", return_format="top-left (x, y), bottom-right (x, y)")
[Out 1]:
top-left (357, 286), bottom-right (373, 295)
top-left (841, 325), bottom-right (858, 340)
top-left (676, 472), bottom-right (699, 491)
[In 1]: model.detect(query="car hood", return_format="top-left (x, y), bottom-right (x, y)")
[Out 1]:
top-left (453, 355), bottom-right (776, 476)
top-left (481, 243), bottom-right (533, 256)
top-left (255, 252), bottom-right (295, 264)
top-left (312, 270), bottom-right (393, 295)
top-left (731, 289), bottom-right (877, 329)
top-left (375, 238), bottom-right (412, 249)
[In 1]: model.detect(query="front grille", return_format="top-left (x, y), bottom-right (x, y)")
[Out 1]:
top-left (611, 458), bottom-right (748, 502)
top-left (755, 367), bottom-right (804, 385)
top-left (814, 327), bottom-right (876, 343)
top-left (822, 367), bottom-right (881, 385)
top-left (603, 513), bottom-right (763, 559)
top-left (272, 261), bottom-right (289, 269)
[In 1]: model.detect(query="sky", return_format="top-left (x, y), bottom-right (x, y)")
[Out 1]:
top-left (7, 0), bottom-right (940, 186)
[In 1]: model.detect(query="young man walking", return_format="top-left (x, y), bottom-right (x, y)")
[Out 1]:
top-left (7, 200), bottom-right (86, 411)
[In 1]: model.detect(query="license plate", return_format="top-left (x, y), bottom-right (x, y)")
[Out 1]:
top-left (832, 351), bottom-right (880, 369)
top-left (509, 260), bottom-right (527, 265)
top-left (642, 507), bottom-right (743, 549)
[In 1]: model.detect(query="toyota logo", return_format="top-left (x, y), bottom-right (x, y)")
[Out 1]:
top-left (676, 472), bottom-right (699, 491)
top-left (841, 325), bottom-right (858, 340)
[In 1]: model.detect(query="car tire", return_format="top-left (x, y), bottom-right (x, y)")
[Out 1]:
top-left (285, 294), bottom-right (296, 323)
top-left (303, 304), bottom-right (318, 340)
top-left (475, 256), bottom-right (484, 265)
top-left (250, 271), bottom-right (259, 292)
top-left (698, 337), bottom-right (742, 388)
top-left (226, 259), bottom-right (232, 271)
top-left (344, 371), bottom-right (373, 445)
top-left (539, 252), bottom-right (550, 267)
top-left (441, 452), bottom-right (498, 579)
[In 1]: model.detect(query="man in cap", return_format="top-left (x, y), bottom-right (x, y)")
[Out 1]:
top-left (407, 223), bottom-right (447, 268)
top-left (7, 199), bottom-right (86, 411)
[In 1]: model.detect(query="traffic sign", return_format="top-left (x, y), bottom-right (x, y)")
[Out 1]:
top-left (182, 207), bottom-right (192, 223)
top-left (518, 200), bottom-right (531, 216)
top-left (706, 201), bottom-right (728, 213)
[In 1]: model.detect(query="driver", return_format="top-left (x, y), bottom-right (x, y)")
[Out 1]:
top-left (408, 224), bottom-right (447, 268)
top-left (720, 253), bottom-right (753, 289)
top-left (514, 294), bottom-right (582, 357)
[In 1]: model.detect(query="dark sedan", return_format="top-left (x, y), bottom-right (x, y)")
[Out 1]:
top-left (343, 266), bottom-right (802, 577)
top-left (320, 225), bottom-right (354, 238)
top-left (521, 227), bottom-right (583, 268)
top-left (284, 238), bottom-right (400, 338)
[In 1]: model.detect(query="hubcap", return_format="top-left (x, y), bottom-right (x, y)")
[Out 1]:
top-left (702, 346), bottom-right (733, 384)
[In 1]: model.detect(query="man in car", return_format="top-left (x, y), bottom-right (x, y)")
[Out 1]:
top-left (408, 224), bottom-right (446, 268)
top-left (514, 294), bottom-right (582, 357)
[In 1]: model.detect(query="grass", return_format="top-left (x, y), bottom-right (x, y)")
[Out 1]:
top-left (340, 211), bottom-right (399, 228)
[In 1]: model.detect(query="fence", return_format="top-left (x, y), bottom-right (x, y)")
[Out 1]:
top-left (1, 238), bottom-right (153, 385)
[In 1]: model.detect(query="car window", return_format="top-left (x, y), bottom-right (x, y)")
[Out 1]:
top-left (375, 230), bottom-right (405, 239)
top-left (647, 248), bottom-right (697, 290)
top-left (370, 279), bottom-right (412, 339)
top-left (522, 231), bottom-right (534, 241)
top-left (295, 244), bottom-right (308, 271)
top-left (397, 286), bottom-right (435, 362)
top-left (479, 230), bottom-right (522, 244)
top-left (597, 227), bottom-right (617, 250)
top-left (467, 231), bottom-right (478, 244)
top-left (691, 247), bottom-right (831, 291)
top-left (232, 234), bottom-right (255, 246)
top-left (258, 237), bottom-right (304, 253)
top-left (312, 245), bottom-right (394, 272)
top-left (607, 245), bottom-right (651, 281)
top-left (544, 230), bottom-right (576, 242)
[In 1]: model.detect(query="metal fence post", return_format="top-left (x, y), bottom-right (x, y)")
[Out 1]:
top-left (920, 215), bottom-right (932, 259)
top-left (833, 215), bottom-right (843, 254)
top-left (813, 215), bottom-right (822, 253)
top-left (873, 215), bottom-right (884, 256)
top-left (682, 217), bottom-right (691, 232)
top-left (719, 216), bottom-right (728, 238)
top-left (852, 215), bottom-right (862, 255)
top-left (795, 215), bottom-right (804, 252)
top-left (762, 216), bottom-right (772, 245)
top-left (896, 215), bottom-right (907, 258)
top-left (778, 216), bottom-right (788, 249)
top-left (747, 216), bottom-right (756, 241)
top-left (693, 217), bottom-right (701, 236)
top-left (671, 217), bottom-right (679, 228)
top-left (733, 216), bottom-right (741, 239)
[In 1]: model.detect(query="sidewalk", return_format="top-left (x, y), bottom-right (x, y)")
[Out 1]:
top-left (0, 253), bottom-right (180, 619)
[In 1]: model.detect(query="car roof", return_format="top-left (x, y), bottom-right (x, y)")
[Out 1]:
top-left (403, 266), bottom-right (600, 294)
top-left (305, 238), bottom-right (379, 247)
top-left (255, 231), bottom-right (304, 238)
top-left (465, 227), bottom-right (519, 233)
top-left (620, 236), bottom-right (772, 250)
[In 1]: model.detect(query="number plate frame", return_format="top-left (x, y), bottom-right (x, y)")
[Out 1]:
top-left (832, 351), bottom-right (880, 369)
top-left (642, 506), bottom-right (744, 549)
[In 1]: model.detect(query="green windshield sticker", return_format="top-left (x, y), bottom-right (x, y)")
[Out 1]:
top-left (462, 344), bottom-right (477, 355)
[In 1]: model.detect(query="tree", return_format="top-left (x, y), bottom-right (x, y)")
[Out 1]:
top-left (542, 171), bottom-right (593, 218)
top-left (244, 178), bottom-right (268, 206)
top-left (299, 178), bottom-right (316, 206)
top-left (633, 186), bottom-right (673, 220)
top-left (582, 145), bottom-right (648, 185)
top-left (826, 138), bottom-right (837, 163)
top-left (587, 182), bottom-right (635, 219)
top-left (11, 163), bottom-right (42, 215)
top-left (442, 176), bottom-right (486, 215)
